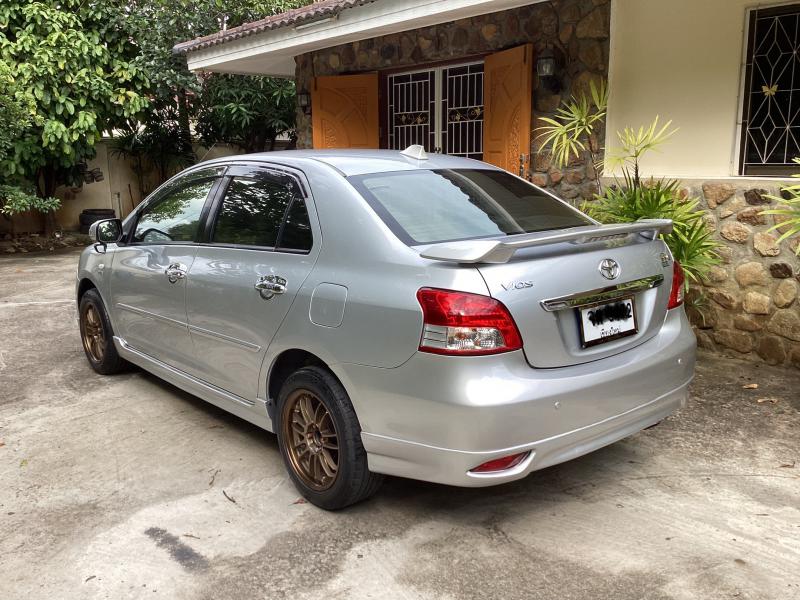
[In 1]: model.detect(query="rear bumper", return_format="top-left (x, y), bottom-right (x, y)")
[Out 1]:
top-left (333, 309), bottom-right (696, 488)
top-left (361, 380), bottom-right (688, 487)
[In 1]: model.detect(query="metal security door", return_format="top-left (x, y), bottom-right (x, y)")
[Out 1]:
top-left (442, 63), bottom-right (485, 159)
top-left (386, 69), bottom-right (436, 151)
top-left (386, 61), bottom-right (485, 159)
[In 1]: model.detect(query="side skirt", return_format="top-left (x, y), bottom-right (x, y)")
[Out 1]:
top-left (114, 336), bottom-right (274, 433)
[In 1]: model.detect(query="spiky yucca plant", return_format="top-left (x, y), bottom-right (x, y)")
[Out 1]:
top-left (584, 118), bottom-right (721, 291)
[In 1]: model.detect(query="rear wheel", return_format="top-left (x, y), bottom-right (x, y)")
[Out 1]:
top-left (276, 366), bottom-right (383, 510)
top-left (79, 289), bottom-right (127, 375)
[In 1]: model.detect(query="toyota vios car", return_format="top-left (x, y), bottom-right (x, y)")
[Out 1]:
top-left (77, 147), bottom-right (696, 509)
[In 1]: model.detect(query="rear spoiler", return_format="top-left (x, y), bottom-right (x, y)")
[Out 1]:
top-left (418, 219), bottom-right (673, 264)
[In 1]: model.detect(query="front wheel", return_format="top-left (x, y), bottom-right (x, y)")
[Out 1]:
top-left (276, 366), bottom-right (383, 510)
top-left (79, 289), bottom-right (128, 375)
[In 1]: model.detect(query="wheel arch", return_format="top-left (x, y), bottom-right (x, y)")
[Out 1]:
top-left (267, 349), bottom-right (346, 420)
top-left (77, 277), bottom-right (98, 302)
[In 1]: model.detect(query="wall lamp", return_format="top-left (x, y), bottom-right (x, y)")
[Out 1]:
top-left (536, 46), bottom-right (563, 94)
top-left (298, 90), bottom-right (311, 115)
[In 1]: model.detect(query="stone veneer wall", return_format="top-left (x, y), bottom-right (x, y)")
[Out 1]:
top-left (294, 0), bottom-right (610, 201)
top-left (686, 180), bottom-right (800, 369)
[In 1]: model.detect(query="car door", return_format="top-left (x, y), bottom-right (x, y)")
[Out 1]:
top-left (185, 165), bottom-right (319, 400)
top-left (109, 167), bottom-right (225, 371)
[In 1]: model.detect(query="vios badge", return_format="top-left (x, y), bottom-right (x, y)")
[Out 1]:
top-left (599, 258), bottom-right (621, 280)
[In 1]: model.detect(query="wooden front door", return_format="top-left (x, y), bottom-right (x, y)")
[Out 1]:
top-left (483, 44), bottom-right (533, 175)
top-left (311, 74), bottom-right (379, 149)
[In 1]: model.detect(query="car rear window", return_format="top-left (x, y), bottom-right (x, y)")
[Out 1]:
top-left (349, 169), bottom-right (592, 245)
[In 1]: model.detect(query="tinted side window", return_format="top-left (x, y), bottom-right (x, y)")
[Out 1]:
top-left (212, 177), bottom-right (297, 247)
top-left (277, 200), bottom-right (313, 252)
top-left (133, 179), bottom-right (216, 243)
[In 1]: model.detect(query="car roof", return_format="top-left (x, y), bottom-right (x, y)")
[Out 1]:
top-left (199, 149), bottom-right (503, 177)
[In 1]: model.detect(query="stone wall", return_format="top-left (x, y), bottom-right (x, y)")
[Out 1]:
top-left (686, 180), bottom-right (800, 369)
top-left (294, 0), bottom-right (610, 201)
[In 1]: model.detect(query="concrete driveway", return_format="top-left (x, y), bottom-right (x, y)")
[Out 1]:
top-left (1, 248), bottom-right (798, 600)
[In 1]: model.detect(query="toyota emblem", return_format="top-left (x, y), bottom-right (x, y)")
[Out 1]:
top-left (599, 259), bottom-right (621, 280)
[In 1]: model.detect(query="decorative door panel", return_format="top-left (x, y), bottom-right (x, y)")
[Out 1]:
top-left (483, 44), bottom-right (533, 174)
top-left (312, 74), bottom-right (379, 149)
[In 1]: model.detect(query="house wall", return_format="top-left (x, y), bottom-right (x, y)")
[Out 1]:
top-left (606, 0), bottom-right (753, 179)
top-left (1, 141), bottom-right (241, 235)
top-left (606, 0), bottom-right (800, 369)
top-left (294, 0), bottom-right (612, 201)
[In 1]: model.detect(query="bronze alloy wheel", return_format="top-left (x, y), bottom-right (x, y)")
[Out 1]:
top-left (81, 303), bottom-right (106, 363)
top-left (282, 389), bottom-right (340, 491)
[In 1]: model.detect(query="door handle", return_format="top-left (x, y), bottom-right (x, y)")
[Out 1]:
top-left (255, 275), bottom-right (287, 299)
top-left (165, 262), bottom-right (187, 284)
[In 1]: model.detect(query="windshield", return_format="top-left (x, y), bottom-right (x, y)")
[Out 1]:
top-left (349, 169), bottom-right (593, 245)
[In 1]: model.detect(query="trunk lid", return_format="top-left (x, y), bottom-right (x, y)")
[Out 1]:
top-left (476, 236), bottom-right (674, 368)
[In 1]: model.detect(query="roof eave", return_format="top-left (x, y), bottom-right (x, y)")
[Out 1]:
top-left (178, 0), bottom-right (546, 78)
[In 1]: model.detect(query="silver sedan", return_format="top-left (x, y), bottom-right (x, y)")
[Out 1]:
top-left (77, 147), bottom-right (696, 510)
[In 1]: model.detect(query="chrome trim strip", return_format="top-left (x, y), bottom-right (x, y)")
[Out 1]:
top-left (187, 324), bottom-right (261, 352)
top-left (116, 303), bottom-right (186, 328)
top-left (540, 275), bottom-right (665, 312)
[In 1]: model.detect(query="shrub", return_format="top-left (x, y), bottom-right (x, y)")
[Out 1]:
top-left (583, 117), bottom-right (721, 291)
top-left (762, 158), bottom-right (800, 255)
top-left (0, 184), bottom-right (60, 217)
top-left (584, 176), bottom-right (720, 288)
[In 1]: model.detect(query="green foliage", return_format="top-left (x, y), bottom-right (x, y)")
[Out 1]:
top-left (605, 117), bottom-right (678, 187)
top-left (0, 59), bottom-right (37, 165)
top-left (196, 74), bottom-right (297, 152)
top-left (0, 0), bottom-right (149, 196)
top-left (762, 158), bottom-right (800, 255)
top-left (0, 184), bottom-right (59, 216)
top-left (584, 120), bottom-right (720, 291)
top-left (585, 179), bottom-right (720, 289)
top-left (122, 0), bottom-right (309, 179)
top-left (535, 79), bottom-right (608, 188)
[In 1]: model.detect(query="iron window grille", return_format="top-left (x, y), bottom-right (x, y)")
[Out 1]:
top-left (741, 4), bottom-right (800, 175)
top-left (386, 62), bottom-right (484, 160)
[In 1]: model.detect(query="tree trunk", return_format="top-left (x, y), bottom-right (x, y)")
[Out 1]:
top-left (40, 165), bottom-right (58, 236)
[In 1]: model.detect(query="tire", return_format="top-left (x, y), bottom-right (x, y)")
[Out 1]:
top-left (276, 366), bottom-right (383, 510)
top-left (79, 289), bottom-right (128, 375)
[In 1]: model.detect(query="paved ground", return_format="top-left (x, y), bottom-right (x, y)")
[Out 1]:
top-left (1, 248), bottom-right (799, 600)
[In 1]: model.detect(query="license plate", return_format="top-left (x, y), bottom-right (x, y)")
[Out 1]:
top-left (578, 297), bottom-right (638, 348)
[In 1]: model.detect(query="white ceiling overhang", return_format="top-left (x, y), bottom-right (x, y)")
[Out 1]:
top-left (183, 0), bottom-right (545, 77)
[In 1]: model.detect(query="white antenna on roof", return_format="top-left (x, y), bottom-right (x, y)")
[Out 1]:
top-left (401, 145), bottom-right (428, 160)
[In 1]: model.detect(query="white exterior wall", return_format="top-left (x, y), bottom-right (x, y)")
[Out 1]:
top-left (606, 0), bottom-right (764, 179)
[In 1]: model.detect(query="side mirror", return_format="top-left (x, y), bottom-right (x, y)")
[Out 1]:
top-left (89, 218), bottom-right (123, 250)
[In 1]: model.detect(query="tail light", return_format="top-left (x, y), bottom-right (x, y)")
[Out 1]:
top-left (469, 451), bottom-right (530, 474)
top-left (668, 260), bottom-right (685, 309)
top-left (416, 288), bottom-right (522, 355)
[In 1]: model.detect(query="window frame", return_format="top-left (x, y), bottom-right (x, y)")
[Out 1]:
top-left (126, 167), bottom-right (227, 246)
top-left (739, 3), bottom-right (800, 176)
top-left (201, 164), bottom-right (315, 255)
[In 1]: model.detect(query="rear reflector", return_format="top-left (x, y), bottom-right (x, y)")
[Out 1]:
top-left (417, 288), bottom-right (523, 355)
top-left (469, 451), bottom-right (530, 474)
top-left (668, 261), bottom-right (685, 309)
